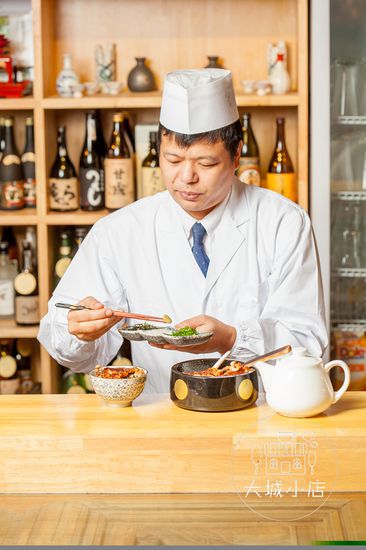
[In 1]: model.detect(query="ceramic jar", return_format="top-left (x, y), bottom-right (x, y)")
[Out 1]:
top-left (127, 57), bottom-right (156, 92)
top-left (204, 56), bottom-right (223, 69)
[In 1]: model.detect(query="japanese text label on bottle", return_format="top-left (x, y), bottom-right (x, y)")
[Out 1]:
top-left (105, 158), bottom-right (134, 209)
top-left (80, 168), bottom-right (105, 209)
top-left (0, 281), bottom-right (14, 316)
top-left (55, 257), bottom-right (71, 278)
top-left (14, 272), bottom-right (37, 295)
top-left (15, 296), bottom-right (40, 324)
top-left (0, 181), bottom-right (24, 209)
top-left (49, 177), bottom-right (79, 210)
top-left (141, 167), bottom-right (164, 197)
top-left (237, 158), bottom-right (261, 186)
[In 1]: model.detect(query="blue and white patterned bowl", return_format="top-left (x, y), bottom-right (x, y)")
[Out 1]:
top-left (90, 367), bottom-right (147, 408)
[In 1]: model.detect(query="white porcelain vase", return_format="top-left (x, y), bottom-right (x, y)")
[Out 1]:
top-left (56, 53), bottom-right (80, 98)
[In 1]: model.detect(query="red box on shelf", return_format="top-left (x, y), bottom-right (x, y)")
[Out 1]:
top-left (0, 81), bottom-right (32, 98)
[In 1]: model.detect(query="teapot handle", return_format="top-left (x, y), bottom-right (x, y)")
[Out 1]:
top-left (324, 360), bottom-right (351, 404)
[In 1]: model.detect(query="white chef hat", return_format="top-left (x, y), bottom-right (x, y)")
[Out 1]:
top-left (159, 68), bottom-right (239, 135)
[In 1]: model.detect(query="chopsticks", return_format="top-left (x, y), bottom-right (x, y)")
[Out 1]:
top-left (55, 303), bottom-right (172, 324)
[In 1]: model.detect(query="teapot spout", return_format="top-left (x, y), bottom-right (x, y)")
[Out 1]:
top-left (255, 361), bottom-right (273, 393)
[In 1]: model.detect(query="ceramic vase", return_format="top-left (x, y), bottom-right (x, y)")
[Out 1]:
top-left (127, 57), bottom-right (156, 92)
top-left (56, 53), bottom-right (79, 98)
top-left (95, 43), bottom-right (116, 83)
top-left (204, 56), bottom-right (223, 69)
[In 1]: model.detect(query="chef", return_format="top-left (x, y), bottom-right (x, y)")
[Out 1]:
top-left (38, 68), bottom-right (328, 393)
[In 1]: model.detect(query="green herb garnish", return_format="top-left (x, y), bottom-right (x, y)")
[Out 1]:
top-left (127, 323), bottom-right (160, 331)
top-left (171, 326), bottom-right (198, 337)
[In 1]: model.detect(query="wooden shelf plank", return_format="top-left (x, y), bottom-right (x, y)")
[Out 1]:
top-left (236, 92), bottom-right (299, 107)
top-left (46, 209), bottom-right (109, 225)
top-left (0, 319), bottom-right (39, 338)
top-left (42, 92), bottom-right (162, 109)
top-left (41, 92), bottom-right (299, 110)
top-left (0, 97), bottom-right (36, 111)
top-left (0, 209), bottom-right (39, 226)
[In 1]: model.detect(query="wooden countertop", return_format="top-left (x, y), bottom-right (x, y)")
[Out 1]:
top-left (0, 392), bottom-right (365, 494)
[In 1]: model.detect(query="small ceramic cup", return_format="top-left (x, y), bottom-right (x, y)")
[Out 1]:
top-left (241, 79), bottom-right (256, 94)
top-left (104, 81), bottom-right (123, 95)
top-left (84, 81), bottom-right (100, 95)
top-left (70, 83), bottom-right (84, 98)
top-left (256, 80), bottom-right (272, 96)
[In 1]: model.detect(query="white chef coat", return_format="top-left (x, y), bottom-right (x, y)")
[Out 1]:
top-left (38, 179), bottom-right (328, 393)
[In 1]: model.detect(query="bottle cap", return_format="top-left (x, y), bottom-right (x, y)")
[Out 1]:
top-left (4, 117), bottom-right (14, 127)
top-left (25, 117), bottom-right (33, 126)
top-left (113, 113), bottom-right (123, 123)
top-left (75, 227), bottom-right (88, 238)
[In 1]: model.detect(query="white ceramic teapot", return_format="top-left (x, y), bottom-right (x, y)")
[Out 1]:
top-left (255, 347), bottom-right (350, 418)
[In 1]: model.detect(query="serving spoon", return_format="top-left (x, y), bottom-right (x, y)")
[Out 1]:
top-left (211, 350), bottom-right (232, 370)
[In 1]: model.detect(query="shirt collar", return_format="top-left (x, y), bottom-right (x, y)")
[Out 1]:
top-left (170, 188), bottom-right (232, 239)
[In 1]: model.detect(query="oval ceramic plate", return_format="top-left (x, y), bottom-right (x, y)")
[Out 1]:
top-left (118, 326), bottom-right (213, 346)
top-left (162, 331), bottom-right (213, 346)
top-left (118, 327), bottom-right (145, 341)
top-left (138, 328), bottom-right (173, 344)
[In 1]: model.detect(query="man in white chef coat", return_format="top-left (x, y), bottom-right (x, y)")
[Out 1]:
top-left (38, 68), bottom-right (328, 393)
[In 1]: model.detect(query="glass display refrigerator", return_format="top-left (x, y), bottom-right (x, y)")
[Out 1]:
top-left (311, 0), bottom-right (366, 390)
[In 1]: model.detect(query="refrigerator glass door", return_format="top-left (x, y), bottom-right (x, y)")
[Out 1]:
top-left (330, 0), bottom-right (366, 390)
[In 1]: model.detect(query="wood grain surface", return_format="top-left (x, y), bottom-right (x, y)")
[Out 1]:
top-left (0, 392), bottom-right (364, 494)
top-left (0, 492), bottom-right (364, 545)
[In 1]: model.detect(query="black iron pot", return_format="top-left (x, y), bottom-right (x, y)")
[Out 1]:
top-left (170, 358), bottom-right (258, 412)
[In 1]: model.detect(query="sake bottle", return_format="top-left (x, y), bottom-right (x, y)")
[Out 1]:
top-left (0, 117), bottom-right (5, 161)
top-left (0, 339), bottom-right (20, 395)
top-left (0, 117), bottom-right (25, 210)
top-left (49, 126), bottom-right (79, 211)
top-left (104, 113), bottom-right (134, 210)
top-left (14, 240), bottom-right (40, 326)
top-left (79, 112), bottom-right (105, 211)
top-left (21, 116), bottom-right (37, 208)
top-left (71, 227), bottom-right (89, 258)
top-left (141, 131), bottom-right (164, 197)
top-left (0, 242), bottom-right (16, 320)
top-left (266, 117), bottom-right (297, 202)
top-left (54, 230), bottom-right (73, 287)
top-left (237, 113), bottom-right (261, 186)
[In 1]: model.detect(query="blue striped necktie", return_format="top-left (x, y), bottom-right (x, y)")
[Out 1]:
top-left (191, 222), bottom-right (210, 277)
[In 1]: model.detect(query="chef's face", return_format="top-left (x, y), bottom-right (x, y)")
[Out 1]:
top-left (159, 134), bottom-right (241, 220)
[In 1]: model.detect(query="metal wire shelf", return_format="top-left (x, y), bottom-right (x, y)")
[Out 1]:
top-left (336, 115), bottom-right (366, 125)
top-left (331, 191), bottom-right (366, 201)
top-left (331, 268), bottom-right (366, 278)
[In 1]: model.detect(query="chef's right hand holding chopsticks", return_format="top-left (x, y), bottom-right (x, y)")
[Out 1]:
top-left (67, 296), bottom-right (122, 342)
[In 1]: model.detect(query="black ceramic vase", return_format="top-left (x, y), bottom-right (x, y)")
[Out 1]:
top-left (127, 57), bottom-right (156, 92)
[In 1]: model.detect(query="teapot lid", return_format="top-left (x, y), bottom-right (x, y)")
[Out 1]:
top-left (279, 347), bottom-right (322, 368)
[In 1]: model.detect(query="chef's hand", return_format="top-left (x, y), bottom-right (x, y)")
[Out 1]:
top-left (67, 296), bottom-right (122, 342)
top-left (149, 314), bottom-right (237, 354)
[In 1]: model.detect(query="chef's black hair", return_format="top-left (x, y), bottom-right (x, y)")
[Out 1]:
top-left (157, 119), bottom-right (243, 161)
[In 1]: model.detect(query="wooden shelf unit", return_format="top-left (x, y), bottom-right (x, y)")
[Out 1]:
top-left (41, 92), bottom-right (300, 110)
top-left (0, 319), bottom-right (39, 339)
top-left (0, 0), bottom-right (309, 393)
